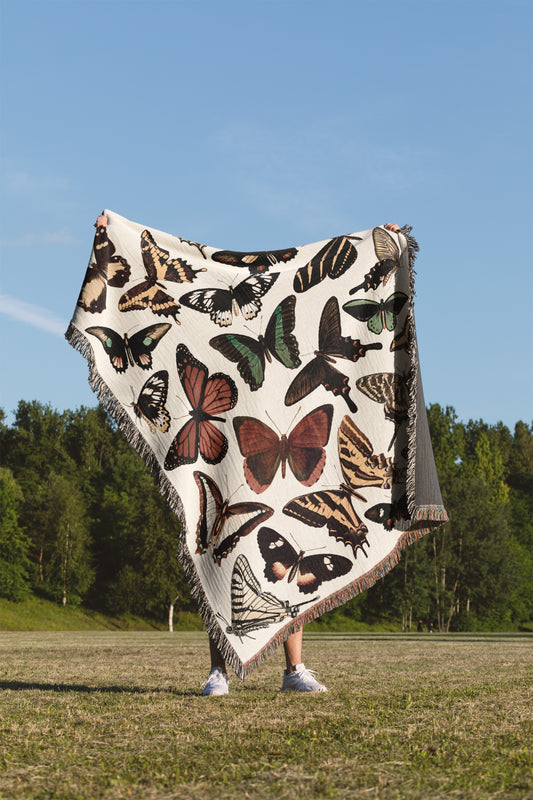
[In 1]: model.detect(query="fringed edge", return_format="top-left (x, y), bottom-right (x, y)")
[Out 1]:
top-left (399, 225), bottom-right (420, 518)
top-left (65, 321), bottom-right (231, 665)
top-left (236, 516), bottom-right (433, 678)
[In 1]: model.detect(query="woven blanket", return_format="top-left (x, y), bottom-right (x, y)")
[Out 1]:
top-left (66, 209), bottom-right (447, 677)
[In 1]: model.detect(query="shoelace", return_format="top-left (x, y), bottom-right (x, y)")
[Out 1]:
top-left (200, 669), bottom-right (227, 689)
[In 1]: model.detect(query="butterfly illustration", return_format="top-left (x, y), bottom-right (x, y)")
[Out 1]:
top-left (365, 495), bottom-right (408, 530)
top-left (356, 373), bottom-right (409, 446)
top-left (283, 416), bottom-right (398, 556)
top-left (257, 527), bottom-right (353, 595)
top-left (221, 554), bottom-right (316, 640)
top-left (285, 297), bottom-right (382, 413)
top-left (77, 224), bottom-right (131, 314)
top-left (194, 472), bottom-right (273, 565)
top-left (349, 227), bottom-right (401, 295)
top-left (233, 404), bottom-right (333, 493)
top-left (293, 235), bottom-right (362, 293)
top-left (164, 345), bottom-right (238, 470)
top-left (342, 292), bottom-right (408, 335)
top-left (85, 323), bottom-right (171, 373)
top-left (131, 370), bottom-right (171, 433)
top-left (180, 273), bottom-right (278, 327)
top-left (390, 318), bottom-right (411, 352)
top-left (212, 247), bottom-right (298, 273)
top-left (118, 229), bottom-right (206, 323)
top-left (209, 295), bottom-right (301, 391)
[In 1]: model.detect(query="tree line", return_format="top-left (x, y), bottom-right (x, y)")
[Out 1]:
top-left (1, 401), bottom-right (532, 631)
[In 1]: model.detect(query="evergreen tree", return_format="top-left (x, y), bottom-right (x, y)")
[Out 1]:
top-left (0, 467), bottom-right (31, 600)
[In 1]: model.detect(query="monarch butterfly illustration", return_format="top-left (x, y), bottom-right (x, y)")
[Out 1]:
top-left (222, 554), bottom-right (316, 640)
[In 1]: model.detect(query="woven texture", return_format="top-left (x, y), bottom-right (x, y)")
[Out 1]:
top-left (66, 209), bottom-right (447, 677)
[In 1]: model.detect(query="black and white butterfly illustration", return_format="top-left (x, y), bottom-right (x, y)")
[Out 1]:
top-left (365, 495), bottom-right (409, 530)
top-left (349, 227), bottom-right (401, 295)
top-left (220, 554), bottom-right (316, 640)
top-left (118, 229), bottom-right (206, 322)
top-left (85, 323), bottom-right (171, 373)
top-left (194, 472), bottom-right (273, 565)
top-left (77, 224), bottom-right (131, 314)
top-left (293, 235), bottom-right (362, 293)
top-left (180, 273), bottom-right (279, 327)
top-left (284, 296), bottom-right (382, 413)
top-left (209, 295), bottom-right (301, 391)
top-left (212, 247), bottom-right (298, 273)
top-left (131, 370), bottom-right (171, 433)
top-left (257, 528), bottom-right (353, 595)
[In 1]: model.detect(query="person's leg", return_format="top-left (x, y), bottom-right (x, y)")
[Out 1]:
top-left (281, 627), bottom-right (327, 692)
top-left (283, 628), bottom-right (303, 671)
top-left (209, 635), bottom-right (227, 672)
top-left (202, 634), bottom-right (229, 696)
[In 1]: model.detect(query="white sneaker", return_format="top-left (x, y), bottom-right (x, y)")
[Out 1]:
top-left (281, 663), bottom-right (328, 693)
top-left (201, 667), bottom-right (229, 697)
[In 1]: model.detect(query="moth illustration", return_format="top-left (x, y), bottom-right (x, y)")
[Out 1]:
top-left (209, 295), bottom-right (300, 391)
top-left (233, 404), bottom-right (333, 493)
top-left (164, 345), bottom-right (238, 469)
top-left (77, 224), bottom-right (131, 314)
top-left (285, 296), bottom-right (382, 413)
top-left (212, 246), bottom-right (298, 273)
top-left (221, 554), bottom-right (316, 640)
top-left (293, 235), bottom-right (362, 293)
top-left (118, 229), bottom-right (205, 322)
top-left (349, 227), bottom-right (401, 295)
top-left (131, 370), bottom-right (171, 433)
top-left (257, 527), bottom-right (353, 594)
top-left (342, 292), bottom-right (408, 335)
top-left (85, 323), bottom-right (171, 373)
top-left (283, 416), bottom-right (398, 556)
top-left (180, 273), bottom-right (278, 327)
top-left (365, 495), bottom-right (409, 530)
top-left (194, 471), bottom-right (273, 565)
top-left (355, 372), bottom-right (409, 447)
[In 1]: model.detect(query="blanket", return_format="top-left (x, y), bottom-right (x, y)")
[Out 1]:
top-left (66, 209), bottom-right (447, 677)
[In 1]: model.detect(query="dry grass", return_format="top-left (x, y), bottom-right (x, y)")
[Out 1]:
top-left (0, 632), bottom-right (531, 799)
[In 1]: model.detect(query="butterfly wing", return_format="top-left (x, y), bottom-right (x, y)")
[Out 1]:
top-left (140, 229), bottom-right (202, 283)
top-left (356, 373), bottom-right (409, 426)
top-left (194, 471), bottom-right (224, 554)
top-left (263, 295), bottom-right (301, 369)
top-left (293, 235), bottom-right (359, 292)
top-left (132, 370), bottom-right (170, 433)
top-left (381, 292), bottom-right (408, 332)
top-left (297, 552), bottom-right (353, 594)
top-left (180, 287), bottom-right (234, 326)
top-left (127, 323), bottom-right (172, 370)
top-left (118, 282), bottom-right (181, 321)
top-left (257, 527), bottom-right (299, 583)
top-left (77, 226), bottom-right (131, 313)
top-left (233, 417), bottom-right (281, 492)
top-left (212, 500), bottom-right (273, 564)
top-left (212, 247), bottom-right (297, 272)
top-left (285, 356), bottom-right (357, 413)
top-left (283, 490), bottom-right (368, 557)
top-left (232, 273), bottom-right (279, 320)
top-left (86, 326), bottom-right (128, 373)
top-left (164, 419), bottom-right (198, 470)
top-left (287, 404), bottom-right (333, 486)
top-left (209, 334), bottom-right (266, 391)
top-left (228, 554), bottom-right (291, 638)
top-left (338, 416), bottom-right (394, 490)
top-left (343, 298), bottom-right (382, 334)
top-left (175, 344), bottom-right (209, 409)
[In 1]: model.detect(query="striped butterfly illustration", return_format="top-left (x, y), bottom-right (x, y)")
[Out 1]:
top-left (209, 295), bottom-right (301, 391)
top-left (257, 527), bottom-right (353, 595)
top-left (349, 227), bottom-right (401, 295)
top-left (212, 246), bottom-right (298, 273)
top-left (356, 372), bottom-right (409, 447)
top-left (342, 292), bottom-right (408, 335)
top-left (180, 273), bottom-right (278, 327)
top-left (233, 404), bottom-right (333, 493)
top-left (293, 235), bottom-right (362, 293)
top-left (77, 223), bottom-right (131, 314)
top-left (284, 296), bottom-right (382, 413)
top-left (86, 323), bottom-right (171, 373)
top-left (118, 229), bottom-right (206, 323)
top-left (164, 345), bottom-right (238, 470)
top-left (221, 554), bottom-right (316, 640)
top-left (130, 370), bottom-right (171, 433)
top-left (283, 417), bottom-right (398, 556)
top-left (193, 472), bottom-right (273, 565)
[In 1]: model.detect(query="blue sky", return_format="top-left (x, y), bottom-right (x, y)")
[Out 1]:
top-left (1, 0), bottom-right (532, 430)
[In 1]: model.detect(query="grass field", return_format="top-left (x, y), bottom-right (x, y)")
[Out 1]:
top-left (0, 632), bottom-right (531, 799)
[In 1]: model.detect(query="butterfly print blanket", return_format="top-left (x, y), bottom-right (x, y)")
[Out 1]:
top-left (66, 209), bottom-right (447, 678)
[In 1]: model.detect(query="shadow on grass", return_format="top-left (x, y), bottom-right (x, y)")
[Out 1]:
top-left (0, 680), bottom-right (200, 697)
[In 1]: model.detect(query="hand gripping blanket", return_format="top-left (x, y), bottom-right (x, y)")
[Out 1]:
top-left (66, 209), bottom-right (447, 677)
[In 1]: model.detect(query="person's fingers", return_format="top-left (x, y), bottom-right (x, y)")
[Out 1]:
top-left (384, 222), bottom-right (400, 232)
top-left (96, 214), bottom-right (108, 227)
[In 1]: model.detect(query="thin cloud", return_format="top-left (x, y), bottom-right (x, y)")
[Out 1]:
top-left (0, 293), bottom-right (66, 337)
top-left (0, 229), bottom-right (79, 247)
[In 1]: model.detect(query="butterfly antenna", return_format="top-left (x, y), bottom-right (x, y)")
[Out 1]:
top-left (227, 481), bottom-right (245, 502)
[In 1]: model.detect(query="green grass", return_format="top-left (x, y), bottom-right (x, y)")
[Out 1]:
top-left (0, 632), bottom-right (532, 799)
